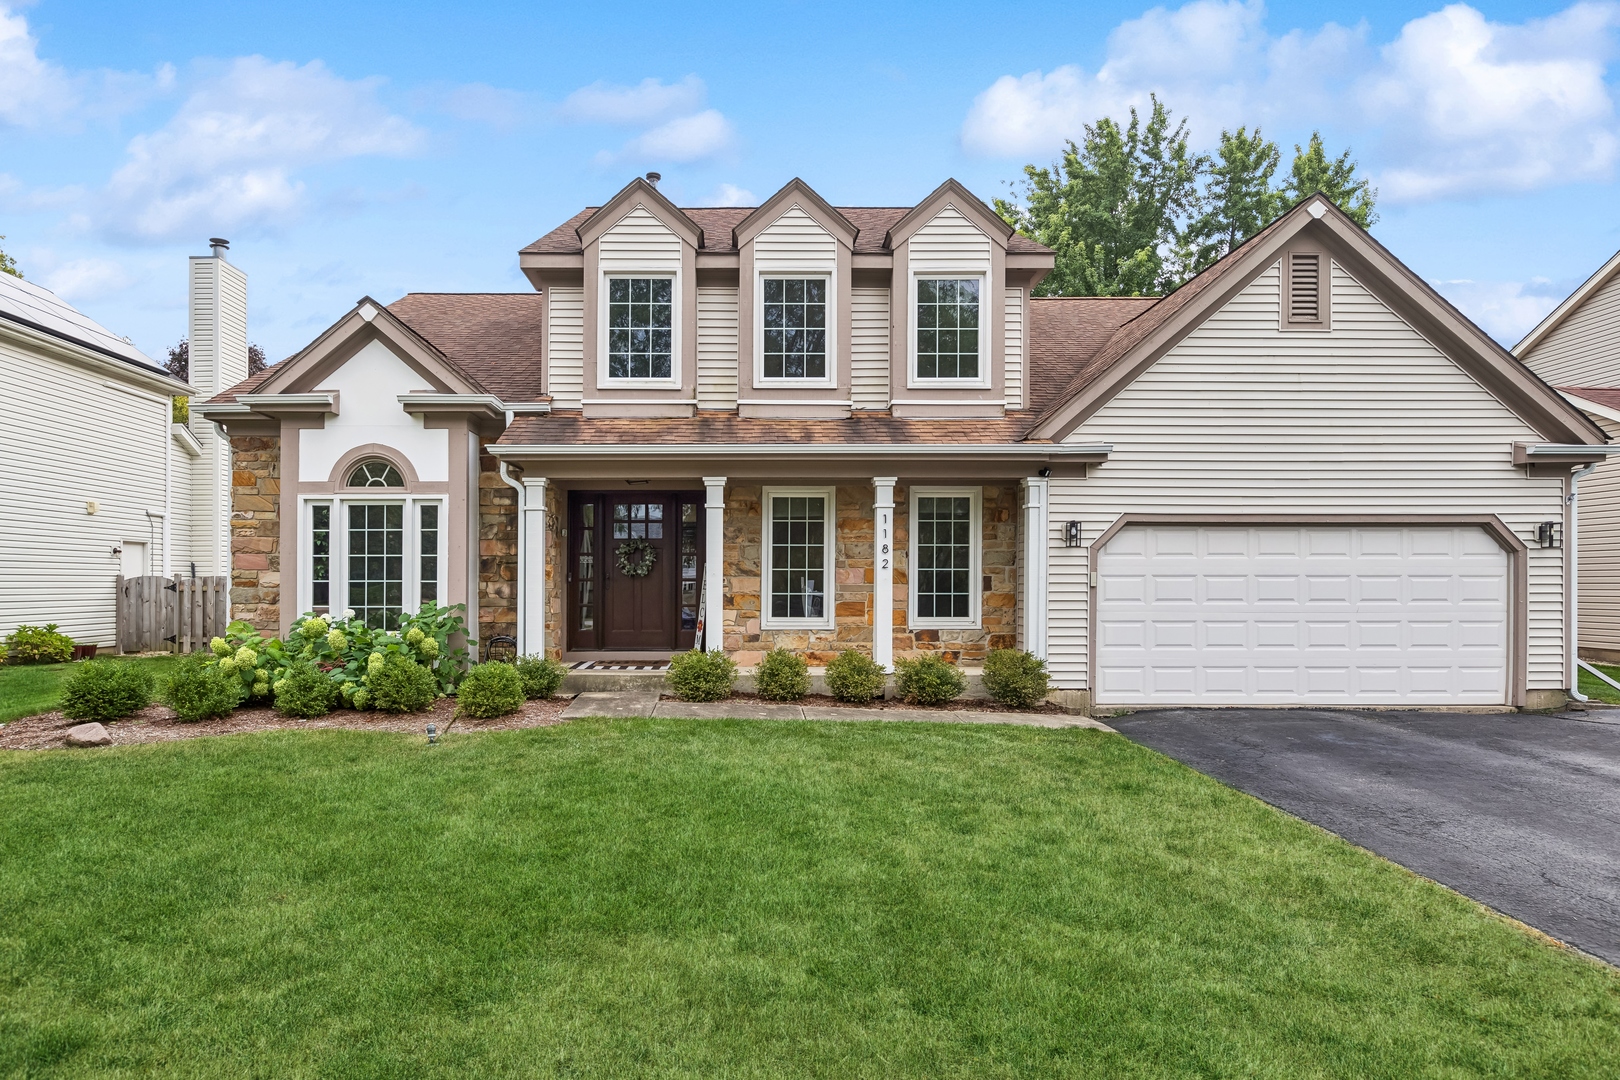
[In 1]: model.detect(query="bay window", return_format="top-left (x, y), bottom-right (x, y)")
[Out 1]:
top-left (304, 494), bottom-right (445, 629)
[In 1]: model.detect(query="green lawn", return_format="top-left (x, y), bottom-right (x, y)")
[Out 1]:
top-left (2, 722), bottom-right (1616, 1078)
top-left (0, 654), bottom-right (183, 723)
top-left (1578, 661), bottom-right (1620, 705)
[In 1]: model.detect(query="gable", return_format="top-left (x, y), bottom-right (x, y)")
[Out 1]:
top-left (299, 338), bottom-right (450, 483)
top-left (1068, 261), bottom-right (1540, 446)
top-left (754, 205), bottom-right (838, 268)
top-left (909, 206), bottom-right (992, 269)
top-left (597, 204), bottom-right (683, 271)
top-left (1517, 263), bottom-right (1620, 388)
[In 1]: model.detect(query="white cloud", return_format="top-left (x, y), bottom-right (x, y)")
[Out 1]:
top-left (41, 257), bottom-right (135, 302)
top-left (0, 3), bottom-right (173, 128)
top-left (622, 109), bottom-right (735, 162)
top-left (1432, 277), bottom-right (1563, 343)
top-left (700, 183), bottom-right (756, 207)
top-left (961, 0), bottom-right (1620, 201)
top-left (100, 56), bottom-right (425, 241)
top-left (559, 75), bottom-right (706, 125)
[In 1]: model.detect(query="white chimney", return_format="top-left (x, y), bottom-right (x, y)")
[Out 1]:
top-left (188, 238), bottom-right (248, 576)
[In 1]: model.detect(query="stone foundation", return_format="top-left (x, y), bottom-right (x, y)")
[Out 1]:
top-left (229, 435), bottom-right (280, 633)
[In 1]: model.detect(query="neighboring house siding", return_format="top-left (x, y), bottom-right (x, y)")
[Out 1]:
top-left (697, 286), bottom-right (740, 410)
top-left (598, 205), bottom-right (682, 272)
top-left (850, 286), bottom-right (890, 409)
top-left (1004, 287), bottom-right (1025, 409)
top-left (1051, 261), bottom-right (1566, 693)
top-left (1520, 270), bottom-right (1620, 386)
top-left (1577, 413), bottom-right (1620, 658)
top-left (0, 340), bottom-right (172, 645)
top-left (546, 286), bottom-right (585, 408)
top-left (299, 339), bottom-right (450, 484)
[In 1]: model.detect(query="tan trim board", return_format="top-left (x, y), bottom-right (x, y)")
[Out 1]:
top-left (1084, 513), bottom-right (1530, 708)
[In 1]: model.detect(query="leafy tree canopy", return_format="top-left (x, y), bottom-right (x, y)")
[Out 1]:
top-left (165, 338), bottom-right (271, 383)
top-left (1284, 131), bottom-right (1377, 230)
top-left (0, 235), bottom-right (21, 280)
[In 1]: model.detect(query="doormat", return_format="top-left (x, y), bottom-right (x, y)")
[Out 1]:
top-left (568, 660), bottom-right (671, 671)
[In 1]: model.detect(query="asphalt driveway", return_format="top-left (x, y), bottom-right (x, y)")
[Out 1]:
top-left (1110, 707), bottom-right (1620, 965)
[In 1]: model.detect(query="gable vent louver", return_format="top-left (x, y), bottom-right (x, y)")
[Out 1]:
top-left (1289, 253), bottom-right (1321, 322)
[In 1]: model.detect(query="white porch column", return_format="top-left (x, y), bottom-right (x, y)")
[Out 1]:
top-left (871, 478), bottom-right (897, 671)
top-left (1021, 476), bottom-right (1050, 660)
top-left (703, 476), bottom-right (727, 652)
top-left (521, 477), bottom-right (548, 656)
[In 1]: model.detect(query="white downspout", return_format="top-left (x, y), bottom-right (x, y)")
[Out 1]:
top-left (1568, 462), bottom-right (1598, 702)
top-left (498, 461), bottom-right (526, 655)
top-left (162, 396), bottom-right (172, 575)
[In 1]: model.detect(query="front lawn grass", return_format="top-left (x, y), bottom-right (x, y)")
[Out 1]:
top-left (0, 654), bottom-right (182, 723)
top-left (1578, 660), bottom-right (1620, 705)
top-left (2, 721), bottom-right (1616, 1078)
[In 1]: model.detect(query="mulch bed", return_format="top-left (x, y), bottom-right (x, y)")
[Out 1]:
top-left (664, 692), bottom-right (1067, 715)
top-left (0, 696), bottom-right (570, 751)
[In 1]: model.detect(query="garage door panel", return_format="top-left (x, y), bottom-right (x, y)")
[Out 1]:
top-left (1095, 525), bottom-right (1508, 706)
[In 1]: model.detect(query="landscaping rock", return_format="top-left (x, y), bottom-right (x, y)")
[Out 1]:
top-left (65, 722), bottom-right (112, 747)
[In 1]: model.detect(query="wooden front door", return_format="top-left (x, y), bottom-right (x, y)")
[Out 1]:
top-left (567, 492), bottom-right (704, 652)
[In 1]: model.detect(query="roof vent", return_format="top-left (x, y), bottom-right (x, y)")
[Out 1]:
top-left (208, 237), bottom-right (230, 259)
top-left (644, 172), bottom-right (661, 189)
top-left (1288, 252), bottom-right (1320, 322)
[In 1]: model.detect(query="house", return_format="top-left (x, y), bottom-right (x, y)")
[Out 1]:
top-left (0, 240), bottom-right (241, 647)
top-left (1514, 249), bottom-right (1620, 663)
top-left (197, 177), bottom-right (1608, 711)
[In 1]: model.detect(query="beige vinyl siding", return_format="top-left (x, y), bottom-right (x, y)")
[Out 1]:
top-left (0, 339), bottom-right (172, 645)
top-left (1004, 287), bottom-right (1025, 409)
top-left (753, 205), bottom-right (837, 267)
top-left (1520, 269), bottom-right (1620, 386)
top-left (1051, 261), bottom-right (1566, 693)
top-left (851, 287), bottom-right (890, 409)
top-left (697, 286), bottom-right (740, 410)
top-left (1577, 413), bottom-right (1620, 654)
top-left (908, 206), bottom-right (993, 269)
top-left (546, 286), bottom-right (584, 408)
top-left (597, 205), bottom-right (682, 271)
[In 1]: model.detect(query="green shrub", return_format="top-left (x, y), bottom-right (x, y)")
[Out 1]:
top-left (59, 660), bottom-right (153, 722)
top-left (274, 662), bottom-right (339, 718)
top-left (754, 648), bottom-right (809, 702)
top-left (162, 658), bottom-right (241, 723)
top-left (667, 649), bottom-right (737, 702)
top-left (982, 649), bottom-right (1049, 709)
top-left (513, 654), bottom-right (569, 699)
top-left (365, 654), bottom-right (438, 714)
top-left (457, 662), bottom-right (526, 718)
top-left (5, 624), bottom-right (73, 665)
top-left (894, 655), bottom-right (966, 707)
top-left (825, 649), bottom-right (887, 704)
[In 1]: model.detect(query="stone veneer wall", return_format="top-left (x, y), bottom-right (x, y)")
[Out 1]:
top-left (229, 435), bottom-right (281, 633)
top-left (721, 482), bottom-right (1018, 666)
top-left (477, 451), bottom-right (516, 648)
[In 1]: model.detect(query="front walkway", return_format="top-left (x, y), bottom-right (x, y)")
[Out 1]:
top-left (560, 690), bottom-right (1113, 730)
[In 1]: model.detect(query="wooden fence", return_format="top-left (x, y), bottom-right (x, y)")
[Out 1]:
top-left (115, 575), bottom-right (230, 654)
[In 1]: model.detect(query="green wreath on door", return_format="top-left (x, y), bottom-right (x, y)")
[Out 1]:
top-left (615, 538), bottom-right (657, 577)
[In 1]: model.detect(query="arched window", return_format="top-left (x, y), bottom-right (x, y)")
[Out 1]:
top-left (348, 460), bottom-right (404, 488)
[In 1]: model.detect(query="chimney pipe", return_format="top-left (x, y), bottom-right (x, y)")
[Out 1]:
top-left (209, 237), bottom-right (230, 260)
top-left (644, 172), bottom-right (661, 189)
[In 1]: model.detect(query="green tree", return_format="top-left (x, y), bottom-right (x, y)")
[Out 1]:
top-left (996, 95), bottom-right (1202, 297)
top-left (1184, 126), bottom-right (1283, 273)
top-left (1284, 131), bottom-right (1377, 228)
top-left (0, 235), bottom-right (21, 279)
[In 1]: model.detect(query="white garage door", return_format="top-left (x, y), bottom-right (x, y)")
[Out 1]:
top-left (1094, 525), bottom-right (1509, 706)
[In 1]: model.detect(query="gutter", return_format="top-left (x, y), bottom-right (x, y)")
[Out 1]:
top-left (1569, 461), bottom-right (1600, 703)
top-left (488, 442), bottom-right (1113, 460)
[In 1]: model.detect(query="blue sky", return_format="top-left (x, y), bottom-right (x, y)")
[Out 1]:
top-left (3, 0), bottom-right (1618, 363)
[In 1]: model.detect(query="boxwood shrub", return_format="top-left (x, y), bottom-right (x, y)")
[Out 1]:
top-left (667, 649), bottom-right (737, 702)
top-left (366, 654), bottom-right (439, 714)
top-left (162, 658), bottom-right (241, 723)
top-left (274, 662), bottom-right (339, 718)
top-left (59, 659), bottom-right (154, 722)
top-left (824, 649), bottom-right (886, 704)
top-left (754, 648), bottom-right (809, 702)
top-left (982, 648), bottom-right (1049, 709)
top-left (513, 655), bottom-right (569, 699)
top-left (893, 654), bottom-right (966, 707)
top-left (457, 662), bottom-right (526, 718)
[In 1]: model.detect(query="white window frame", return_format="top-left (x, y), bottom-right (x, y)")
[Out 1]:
top-left (908, 271), bottom-right (991, 389)
top-left (760, 485), bottom-right (837, 630)
top-left (908, 486), bottom-right (982, 629)
top-left (754, 272), bottom-right (836, 388)
top-left (598, 271), bottom-right (681, 388)
top-left (301, 495), bottom-right (446, 621)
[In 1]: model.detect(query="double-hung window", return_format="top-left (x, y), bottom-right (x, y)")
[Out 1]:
top-left (909, 487), bottom-right (980, 628)
top-left (761, 277), bottom-right (827, 380)
top-left (606, 276), bottom-right (673, 380)
top-left (762, 487), bottom-right (835, 628)
top-left (304, 459), bottom-right (445, 629)
top-left (915, 278), bottom-right (982, 381)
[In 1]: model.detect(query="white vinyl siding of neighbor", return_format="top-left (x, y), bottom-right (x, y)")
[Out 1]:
top-left (1575, 412), bottom-right (1620, 656)
top-left (1519, 269), bottom-right (1620, 386)
top-left (187, 255), bottom-right (247, 575)
top-left (697, 286), bottom-right (740, 409)
top-left (1004, 287), bottom-right (1025, 409)
top-left (299, 340), bottom-right (450, 484)
top-left (1048, 261), bottom-right (1566, 693)
top-left (0, 341), bottom-right (175, 646)
top-left (851, 287), bottom-right (890, 409)
top-left (546, 286), bottom-right (584, 408)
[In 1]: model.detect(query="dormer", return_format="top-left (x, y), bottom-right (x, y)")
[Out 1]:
top-left (885, 180), bottom-right (1018, 419)
top-left (577, 177), bottom-right (703, 418)
top-left (732, 179), bottom-right (859, 419)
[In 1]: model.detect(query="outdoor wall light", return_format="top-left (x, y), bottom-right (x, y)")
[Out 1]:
top-left (1537, 521), bottom-right (1561, 549)
top-left (1064, 521), bottom-right (1083, 548)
